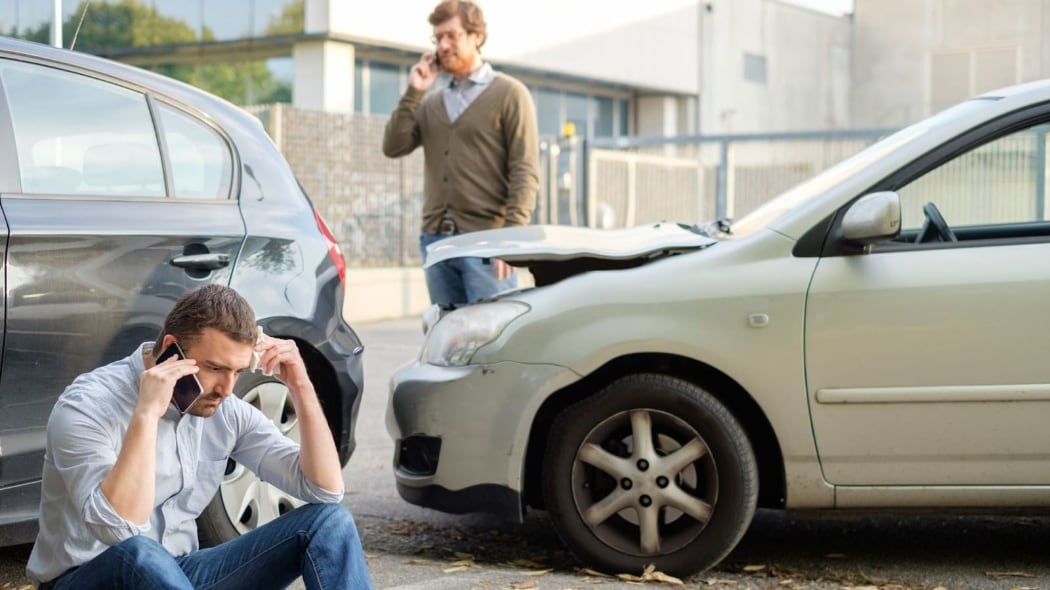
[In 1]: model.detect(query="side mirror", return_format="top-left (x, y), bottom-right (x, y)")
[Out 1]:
top-left (841, 191), bottom-right (901, 246)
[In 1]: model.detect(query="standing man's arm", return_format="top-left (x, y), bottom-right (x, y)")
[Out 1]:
top-left (100, 354), bottom-right (199, 524)
top-left (382, 52), bottom-right (441, 158)
top-left (254, 334), bottom-right (343, 492)
top-left (492, 82), bottom-right (541, 280)
top-left (501, 82), bottom-right (540, 228)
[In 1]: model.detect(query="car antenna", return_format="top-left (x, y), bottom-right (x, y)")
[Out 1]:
top-left (69, 0), bottom-right (92, 51)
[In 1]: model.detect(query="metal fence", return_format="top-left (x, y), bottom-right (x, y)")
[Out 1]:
top-left (249, 104), bottom-right (895, 266)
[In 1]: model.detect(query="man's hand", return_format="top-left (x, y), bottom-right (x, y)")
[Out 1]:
top-left (254, 333), bottom-right (310, 390)
top-left (493, 258), bottom-right (515, 281)
top-left (409, 51), bottom-right (441, 91)
top-left (139, 355), bottom-right (197, 418)
top-left (255, 332), bottom-right (343, 492)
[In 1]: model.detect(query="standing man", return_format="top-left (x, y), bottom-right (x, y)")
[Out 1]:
top-left (27, 284), bottom-right (373, 590)
top-left (383, 0), bottom-right (540, 306)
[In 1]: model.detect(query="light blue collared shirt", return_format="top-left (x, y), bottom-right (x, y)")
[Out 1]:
top-left (26, 343), bottom-right (343, 585)
top-left (443, 61), bottom-right (495, 122)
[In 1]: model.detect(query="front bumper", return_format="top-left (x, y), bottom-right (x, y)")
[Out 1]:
top-left (387, 359), bottom-right (578, 520)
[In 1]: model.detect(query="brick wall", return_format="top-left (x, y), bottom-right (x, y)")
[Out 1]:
top-left (247, 104), bottom-right (424, 267)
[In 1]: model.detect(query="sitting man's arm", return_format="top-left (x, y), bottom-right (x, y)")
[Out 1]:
top-left (253, 334), bottom-right (344, 493)
top-left (99, 353), bottom-right (198, 523)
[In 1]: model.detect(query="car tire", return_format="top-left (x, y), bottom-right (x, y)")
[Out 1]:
top-left (543, 373), bottom-right (758, 577)
top-left (196, 372), bottom-right (305, 547)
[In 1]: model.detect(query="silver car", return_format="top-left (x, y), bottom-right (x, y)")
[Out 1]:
top-left (388, 79), bottom-right (1050, 576)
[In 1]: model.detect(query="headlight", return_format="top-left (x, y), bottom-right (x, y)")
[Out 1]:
top-left (423, 301), bottom-right (530, 366)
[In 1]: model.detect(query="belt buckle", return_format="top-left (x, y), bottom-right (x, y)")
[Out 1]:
top-left (438, 217), bottom-right (457, 235)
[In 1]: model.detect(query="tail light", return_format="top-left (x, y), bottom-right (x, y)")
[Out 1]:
top-left (313, 207), bottom-right (347, 285)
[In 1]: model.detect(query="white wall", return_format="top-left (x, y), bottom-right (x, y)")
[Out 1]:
top-left (852, 0), bottom-right (1050, 128)
top-left (701, 0), bottom-right (852, 135)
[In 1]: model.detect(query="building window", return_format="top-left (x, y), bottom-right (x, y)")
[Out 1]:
top-left (369, 62), bottom-right (403, 117)
top-left (531, 86), bottom-right (629, 138)
top-left (595, 97), bottom-right (615, 138)
top-left (4, 0), bottom-right (304, 50)
top-left (743, 53), bottom-right (767, 84)
top-left (535, 87), bottom-right (562, 136)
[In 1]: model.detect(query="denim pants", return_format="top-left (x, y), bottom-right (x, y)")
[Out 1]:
top-left (420, 232), bottom-right (517, 305)
top-left (48, 503), bottom-right (373, 590)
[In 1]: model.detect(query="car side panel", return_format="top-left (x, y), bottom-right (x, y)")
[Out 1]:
top-left (806, 242), bottom-right (1050, 485)
top-left (0, 197), bottom-right (244, 492)
top-left (473, 230), bottom-right (835, 508)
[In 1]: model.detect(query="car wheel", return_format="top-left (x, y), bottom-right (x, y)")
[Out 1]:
top-left (543, 373), bottom-right (757, 577)
top-left (196, 373), bottom-right (305, 547)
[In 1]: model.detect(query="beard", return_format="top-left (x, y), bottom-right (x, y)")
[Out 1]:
top-left (439, 50), bottom-right (477, 77)
top-left (187, 393), bottom-right (224, 417)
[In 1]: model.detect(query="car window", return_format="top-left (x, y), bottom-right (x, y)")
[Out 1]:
top-left (0, 59), bottom-right (165, 197)
top-left (897, 122), bottom-right (1050, 235)
top-left (157, 103), bottom-right (233, 200)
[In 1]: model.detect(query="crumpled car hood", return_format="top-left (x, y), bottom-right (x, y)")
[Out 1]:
top-left (425, 223), bottom-right (716, 287)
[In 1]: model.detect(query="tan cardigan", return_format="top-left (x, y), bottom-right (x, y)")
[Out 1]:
top-left (382, 73), bottom-right (540, 233)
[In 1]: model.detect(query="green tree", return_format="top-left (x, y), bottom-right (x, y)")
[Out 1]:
top-left (23, 0), bottom-right (196, 51)
top-left (266, 0), bottom-right (304, 36)
top-left (20, 0), bottom-right (296, 106)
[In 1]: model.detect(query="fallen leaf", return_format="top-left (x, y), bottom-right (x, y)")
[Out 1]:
top-left (508, 559), bottom-right (548, 568)
top-left (407, 558), bottom-right (437, 565)
top-left (703, 578), bottom-right (738, 586)
top-left (510, 582), bottom-right (538, 589)
top-left (579, 568), bottom-right (613, 578)
top-left (522, 568), bottom-right (554, 576)
top-left (443, 565), bottom-right (471, 573)
top-left (742, 564), bottom-right (767, 572)
top-left (614, 564), bottom-right (684, 585)
top-left (454, 551), bottom-right (476, 560)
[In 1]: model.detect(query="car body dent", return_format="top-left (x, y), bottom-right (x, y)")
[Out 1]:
top-left (387, 360), bottom-right (580, 503)
top-left (424, 222), bottom-right (716, 287)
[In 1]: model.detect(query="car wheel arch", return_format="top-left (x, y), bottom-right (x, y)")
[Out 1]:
top-left (523, 352), bottom-right (785, 513)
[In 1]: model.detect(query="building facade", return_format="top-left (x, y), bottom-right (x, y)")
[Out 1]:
top-left (0, 0), bottom-right (852, 138)
top-left (852, 0), bottom-right (1050, 128)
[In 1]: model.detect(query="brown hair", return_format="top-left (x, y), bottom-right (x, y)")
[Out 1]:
top-left (153, 284), bottom-right (257, 356)
top-left (429, 0), bottom-right (487, 49)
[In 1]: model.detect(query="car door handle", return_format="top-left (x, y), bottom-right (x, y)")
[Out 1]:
top-left (170, 253), bottom-right (231, 270)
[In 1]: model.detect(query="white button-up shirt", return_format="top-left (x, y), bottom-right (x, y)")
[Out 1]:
top-left (27, 344), bottom-right (343, 585)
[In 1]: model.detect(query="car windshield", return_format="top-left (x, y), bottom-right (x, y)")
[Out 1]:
top-left (726, 99), bottom-right (996, 239)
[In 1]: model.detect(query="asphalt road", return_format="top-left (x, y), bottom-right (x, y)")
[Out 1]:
top-left (2, 317), bottom-right (1050, 589)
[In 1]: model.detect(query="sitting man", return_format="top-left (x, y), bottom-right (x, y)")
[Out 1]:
top-left (27, 284), bottom-right (373, 590)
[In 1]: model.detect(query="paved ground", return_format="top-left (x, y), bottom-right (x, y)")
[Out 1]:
top-left (2, 317), bottom-right (1050, 589)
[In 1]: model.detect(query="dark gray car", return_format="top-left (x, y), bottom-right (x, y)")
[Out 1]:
top-left (0, 38), bottom-right (364, 546)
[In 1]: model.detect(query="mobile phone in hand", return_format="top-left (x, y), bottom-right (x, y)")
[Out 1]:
top-left (155, 342), bottom-right (205, 414)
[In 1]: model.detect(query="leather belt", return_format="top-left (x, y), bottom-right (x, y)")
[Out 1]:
top-left (437, 216), bottom-right (458, 235)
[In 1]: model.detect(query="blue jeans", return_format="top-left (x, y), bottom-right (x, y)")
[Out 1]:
top-left (48, 503), bottom-right (372, 590)
top-left (420, 232), bottom-right (517, 305)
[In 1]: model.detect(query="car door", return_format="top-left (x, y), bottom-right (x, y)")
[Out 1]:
top-left (805, 115), bottom-right (1050, 486)
top-left (0, 57), bottom-right (245, 515)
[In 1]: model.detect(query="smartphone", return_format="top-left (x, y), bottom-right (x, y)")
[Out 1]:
top-left (428, 52), bottom-right (441, 73)
top-left (155, 342), bottom-right (205, 414)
